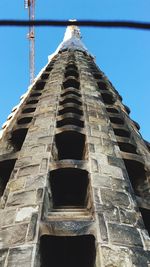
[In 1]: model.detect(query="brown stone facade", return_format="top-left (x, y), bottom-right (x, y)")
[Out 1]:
top-left (0, 49), bottom-right (150, 266)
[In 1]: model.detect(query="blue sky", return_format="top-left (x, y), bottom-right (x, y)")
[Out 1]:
top-left (0, 0), bottom-right (150, 140)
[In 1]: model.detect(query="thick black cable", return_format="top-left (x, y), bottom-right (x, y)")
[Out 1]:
top-left (0, 20), bottom-right (150, 30)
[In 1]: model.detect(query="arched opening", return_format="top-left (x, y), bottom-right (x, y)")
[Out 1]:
top-left (58, 107), bottom-right (83, 116)
top-left (109, 117), bottom-right (124, 125)
top-left (106, 107), bottom-right (119, 114)
top-left (40, 235), bottom-right (96, 267)
top-left (101, 93), bottom-right (115, 104)
top-left (0, 159), bottom-right (17, 197)
top-left (26, 99), bottom-right (39, 105)
top-left (17, 117), bottom-right (32, 125)
top-left (65, 70), bottom-right (79, 78)
top-left (124, 159), bottom-right (147, 196)
top-left (49, 168), bottom-right (89, 208)
top-left (93, 73), bottom-right (103, 79)
top-left (41, 73), bottom-right (49, 80)
top-left (55, 131), bottom-right (85, 160)
top-left (61, 91), bottom-right (81, 97)
top-left (113, 128), bottom-right (130, 138)
top-left (118, 142), bottom-right (137, 154)
top-left (60, 98), bottom-right (82, 106)
top-left (22, 108), bottom-right (36, 114)
top-left (11, 128), bottom-right (28, 150)
top-left (57, 118), bottom-right (84, 128)
top-left (66, 64), bottom-right (78, 71)
top-left (30, 93), bottom-right (41, 98)
top-left (63, 78), bottom-right (80, 89)
top-left (35, 81), bottom-right (46, 90)
top-left (97, 81), bottom-right (108, 90)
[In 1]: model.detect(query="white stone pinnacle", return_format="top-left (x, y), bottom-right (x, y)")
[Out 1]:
top-left (48, 20), bottom-right (89, 60)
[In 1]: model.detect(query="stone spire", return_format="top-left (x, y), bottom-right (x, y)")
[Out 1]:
top-left (48, 20), bottom-right (89, 60)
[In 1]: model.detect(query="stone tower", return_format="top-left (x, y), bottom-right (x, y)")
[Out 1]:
top-left (0, 24), bottom-right (150, 267)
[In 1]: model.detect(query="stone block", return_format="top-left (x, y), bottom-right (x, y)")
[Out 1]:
top-left (25, 175), bottom-right (46, 190)
top-left (0, 224), bottom-right (28, 248)
top-left (108, 223), bottom-right (143, 247)
top-left (7, 247), bottom-right (33, 267)
top-left (102, 246), bottom-right (132, 267)
top-left (18, 165), bottom-right (40, 177)
top-left (100, 164), bottom-right (124, 179)
top-left (7, 190), bottom-right (37, 207)
top-left (0, 209), bottom-right (16, 228)
top-left (100, 188), bottom-right (131, 208)
top-left (8, 177), bottom-right (25, 192)
top-left (92, 174), bottom-right (111, 188)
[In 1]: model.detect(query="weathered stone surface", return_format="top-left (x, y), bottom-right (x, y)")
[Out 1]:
top-left (0, 224), bottom-right (28, 248)
top-left (18, 165), bottom-right (39, 176)
top-left (0, 209), bottom-right (16, 228)
top-left (92, 174), bottom-right (112, 188)
top-left (27, 213), bottom-right (38, 242)
top-left (102, 246), bottom-right (132, 267)
top-left (108, 223), bottom-right (143, 247)
top-left (25, 175), bottom-right (46, 189)
top-left (98, 213), bottom-right (108, 242)
top-left (7, 190), bottom-right (37, 206)
top-left (0, 249), bottom-right (8, 266)
top-left (7, 247), bottom-right (33, 267)
top-left (100, 188), bottom-right (131, 208)
top-left (15, 206), bottom-right (38, 222)
top-left (8, 177), bottom-right (25, 192)
top-left (130, 248), bottom-right (150, 267)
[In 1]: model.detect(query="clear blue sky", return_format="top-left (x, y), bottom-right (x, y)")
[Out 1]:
top-left (0, 1), bottom-right (150, 140)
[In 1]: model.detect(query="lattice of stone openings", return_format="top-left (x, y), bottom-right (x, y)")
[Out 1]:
top-left (40, 234), bottom-right (96, 267)
top-left (49, 168), bottom-right (89, 209)
top-left (0, 159), bottom-right (17, 197)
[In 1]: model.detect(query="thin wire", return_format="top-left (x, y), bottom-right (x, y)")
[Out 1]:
top-left (0, 20), bottom-right (150, 30)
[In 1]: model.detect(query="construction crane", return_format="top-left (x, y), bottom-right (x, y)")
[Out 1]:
top-left (24, 0), bottom-right (35, 84)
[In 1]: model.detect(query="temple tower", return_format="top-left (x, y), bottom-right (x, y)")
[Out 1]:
top-left (0, 24), bottom-right (150, 266)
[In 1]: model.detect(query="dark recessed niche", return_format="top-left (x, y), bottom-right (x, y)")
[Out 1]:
top-left (40, 235), bottom-right (96, 267)
top-left (55, 131), bottom-right (85, 160)
top-left (35, 81), bottom-right (46, 90)
top-left (41, 73), bottom-right (49, 80)
top-left (45, 66), bottom-right (53, 72)
top-left (59, 107), bottom-right (83, 116)
top-left (26, 99), bottom-right (39, 105)
top-left (49, 168), bottom-right (89, 207)
top-left (101, 93), bottom-right (115, 104)
top-left (17, 117), bottom-right (32, 125)
top-left (60, 98), bottom-right (82, 106)
top-left (61, 91), bottom-right (81, 97)
top-left (57, 118), bottom-right (84, 128)
top-left (66, 64), bottom-right (78, 71)
top-left (109, 116), bottom-right (124, 125)
top-left (106, 107), bottom-right (119, 114)
top-left (118, 142), bottom-right (137, 154)
top-left (124, 105), bottom-right (131, 114)
top-left (93, 73), bottom-right (103, 79)
top-left (0, 159), bottom-right (17, 197)
top-left (11, 128), bottom-right (28, 150)
top-left (132, 120), bottom-right (140, 130)
top-left (124, 159), bottom-right (147, 196)
top-left (22, 108), bottom-right (36, 114)
top-left (98, 81), bottom-right (108, 90)
top-left (65, 70), bottom-right (79, 78)
top-left (139, 208), bottom-right (150, 235)
top-left (30, 93), bottom-right (41, 98)
top-left (63, 78), bottom-right (80, 89)
top-left (113, 128), bottom-right (130, 138)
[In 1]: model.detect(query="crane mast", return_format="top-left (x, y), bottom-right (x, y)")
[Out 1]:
top-left (24, 0), bottom-right (35, 84)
